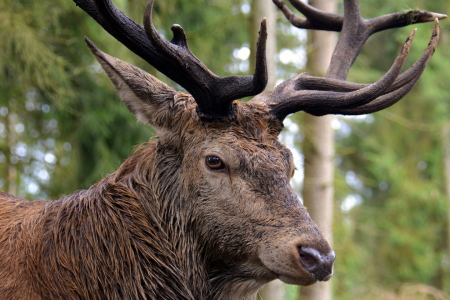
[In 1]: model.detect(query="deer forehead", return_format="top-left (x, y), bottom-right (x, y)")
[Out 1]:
top-left (173, 100), bottom-right (283, 141)
top-left (178, 103), bottom-right (285, 151)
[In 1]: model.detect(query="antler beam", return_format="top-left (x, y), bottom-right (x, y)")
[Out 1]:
top-left (272, 0), bottom-right (445, 33)
top-left (73, 0), bottom-right (269, 119)
top-left (267, 0), bottom-right (446, 120)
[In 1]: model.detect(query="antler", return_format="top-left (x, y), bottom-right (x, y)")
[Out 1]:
top-left (73, 0), bottom-right (268, 119)
top-left (265, 0), bottom-right (446, 120)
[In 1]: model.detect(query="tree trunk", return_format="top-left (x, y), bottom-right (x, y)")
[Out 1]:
top-left (251, 0), bottom-right (282, 299)
top-left (299, 0), bottom-right (337, 299)
top-left (7, 109), bottom-right (18, 196)
top-left (299, 114), bottom-right (334, 300)
top-left (443, 123), bottom-right (450, 290)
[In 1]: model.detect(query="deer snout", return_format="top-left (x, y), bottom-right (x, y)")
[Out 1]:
top-left (298, 247), bottom-right (335, 281)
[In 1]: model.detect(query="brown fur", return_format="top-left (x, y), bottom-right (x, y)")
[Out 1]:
top-left (0, 54), bottom-right (333, 299)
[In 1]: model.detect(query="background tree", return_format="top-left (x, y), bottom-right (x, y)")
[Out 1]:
top-left (298, 1), bottom-right (337, 299)
top-left (252, 0), bottom-right (283, 298)
top-left (444, 122), bottom-right (450, 287)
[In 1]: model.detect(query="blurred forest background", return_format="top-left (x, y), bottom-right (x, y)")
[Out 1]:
top-left (0, 0), bottom-right (449, 299)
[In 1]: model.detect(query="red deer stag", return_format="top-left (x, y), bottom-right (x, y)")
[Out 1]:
top-left (0, 0), bottom-right (444, 299)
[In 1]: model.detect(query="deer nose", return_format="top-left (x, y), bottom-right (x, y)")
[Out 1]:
top-left (298, 247), bottom-right (335, 281)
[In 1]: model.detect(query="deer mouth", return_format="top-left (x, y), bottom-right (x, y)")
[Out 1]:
top-left (258, 235), bottom-right (335, 286)
top-left (270, 247), bottom-right (334, 286)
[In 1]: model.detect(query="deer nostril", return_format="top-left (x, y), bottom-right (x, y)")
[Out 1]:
top-left (298, 247), bottom-right (336, 281)
top-left (298, 247), bottom-right (321, 271)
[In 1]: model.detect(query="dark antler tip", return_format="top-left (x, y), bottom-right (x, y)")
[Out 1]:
top-left (433, 13), bottom-right (447, 20)
top-left (170, 24), bottom-right (188, 47)
top-left (171, 24), bottom-right (185, 35)
top-left (259, 18), bottom-right (268, 37)
top-left (144, 0), bottom-right (155, 24)
top-left (428, 19), bottom-right (440, 41)
top-left (404, 28), bottom-right (417, 45)
top-left (414, 10), bottom-right (447, 23)
top-left (434, 17), bottom-right (440, 26)
top-left (430, 18), bottom-right (440, 44)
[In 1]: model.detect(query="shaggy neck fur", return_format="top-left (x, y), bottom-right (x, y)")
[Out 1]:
top-left (1, 140), bottom-right (265, 300)
top-left (1, 103), bottom-right (284, 300)
top-left (112, 139), bottom-right (268, 299)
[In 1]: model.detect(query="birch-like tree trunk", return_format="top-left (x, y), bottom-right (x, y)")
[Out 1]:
top-left (7, 109), bottom-right (18, 196)
top-left (299, 0), bottom-right (337, 299)
top-left (250, 0), bottom-right (282, 299)
top-left (443, 123), bottom-right (450, 286)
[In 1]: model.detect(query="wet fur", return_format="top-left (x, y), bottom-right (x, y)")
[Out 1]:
top-left (0, 46), bottom-right (333, 298)
top-left (0, 100), bottom-right (316, 299)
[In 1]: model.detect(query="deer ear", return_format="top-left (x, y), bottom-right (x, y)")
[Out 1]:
top-left (86, 38), bottom-right (178, 132)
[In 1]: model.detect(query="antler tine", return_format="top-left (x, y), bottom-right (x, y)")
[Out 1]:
top-left (304, 18), bottom-right (440, 116)
top-left (268, 28), bottom-right (416, 119)
top-left (275, 0), bottom-right (446, 80)
top-left (74, 0), bottom-right (268, 119)
top-left (367, 9), bottom-right (446, 34)
top-left (298, 17), bottom-right (440, 96)
top-left (142, 0), bottom-right (269, 119)
top-left (309, 76), bottom-right (421, 116)
top-left (267, 0), bottom-right (444, 120)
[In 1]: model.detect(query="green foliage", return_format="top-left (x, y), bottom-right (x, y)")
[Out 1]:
top-left (0, 0), bottom-right (152, 197)
top-left (0, 0), bottom-right (72, 104)
top-left (0, 0), bottom-right (74, 197)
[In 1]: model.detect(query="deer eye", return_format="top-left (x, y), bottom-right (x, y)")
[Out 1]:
top-left (291, 167), bottom-right (297, 178)
top-left (205, 156), bottom-right (225, 170)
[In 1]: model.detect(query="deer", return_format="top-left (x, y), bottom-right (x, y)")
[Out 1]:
top-left (0, 0), bottom-right (444, 299)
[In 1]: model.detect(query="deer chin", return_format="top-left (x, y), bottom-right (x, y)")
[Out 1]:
top-left (278, 274), bottom-right (317, 286)
top-left (276, 267), bottom-right (333, 286)
top-left (261, 261), bottom-right (318, 286)
top-left (260, 256), bottom-right (329, 287)
top-left (259, 251), bottom-right (315, 286)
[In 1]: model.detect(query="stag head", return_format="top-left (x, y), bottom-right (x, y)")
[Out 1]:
top-left (74, 0), bottom-right (443, 295)
top-left (89, 45), bottom-right (333, 291)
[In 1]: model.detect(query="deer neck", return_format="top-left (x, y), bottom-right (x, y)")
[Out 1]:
top-left (114, 140), bottom-right (209, 298)
top-left (115, 140), bottom-right (271, 300)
